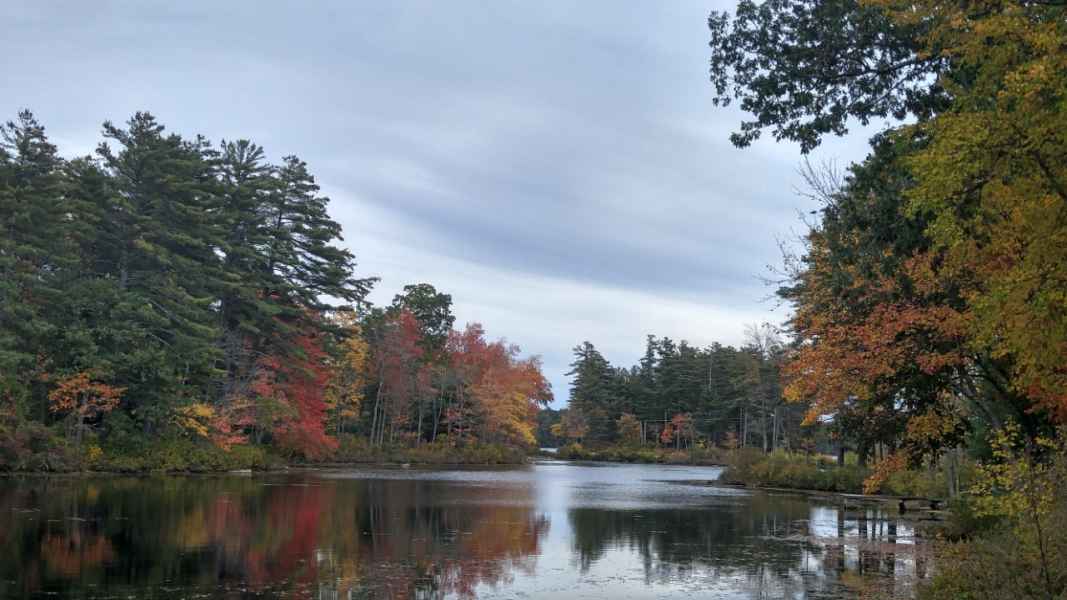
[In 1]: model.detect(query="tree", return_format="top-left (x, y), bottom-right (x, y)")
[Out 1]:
top-left (616, 413), bottom-right (642, 447)
top-left (707, 0), bottom-right (947, 151)
top-left (368, 310), bottom-right (427, 447)
top-left (779, 142), bottom-right (977, 463)
top-left (256, 328), bottom-right (337, 460)
top-left (391, 283), bottom-right (455, 354)
top-left (93, 112), bottom-right (224, 430)
top-left (265, 156), bottom-right (374, 315)
top-left (325, 311), bottom-right (369, 434)
top-left (893, 0), bottom-right (1067, 424)
top-left (669, 413), bottom-right (696, 449)
top-left (215, 139), bottom-right (282, 400)
top-left (551, 409), bottom-right (589, 444)
top-left (440, 322), bottom-right (551, 447)
top-left (536, 408), bottom-right (564, 448)
top-left (216, 143), bottom-right (375, 403)
top-left (566, 342), bottom-right (616, 444)
top-left (47, 372), bottom-right (124, 445)
top-left (0, 112), bottom-right (80, 421)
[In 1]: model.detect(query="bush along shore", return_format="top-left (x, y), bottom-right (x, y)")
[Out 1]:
top-left (0, 423), bottom-right (532, 475)
top-left (550, 442), bottom-right (728, 465)
top-left (718, 448), bottom-right (976, 499)
top-left (550, 443), bottom-right (973, 500)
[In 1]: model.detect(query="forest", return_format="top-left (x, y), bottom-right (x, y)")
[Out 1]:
top-left (0, 112), bottom-right (551, 471)
top-left (540, 326), bottom-right (810, 455)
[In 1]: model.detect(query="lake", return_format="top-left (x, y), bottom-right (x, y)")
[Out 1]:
top-left (0, 460), bottom-right (931, 599)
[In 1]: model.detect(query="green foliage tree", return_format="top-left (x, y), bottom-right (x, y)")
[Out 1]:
top-left (707, 0), bottom-right (947, 151)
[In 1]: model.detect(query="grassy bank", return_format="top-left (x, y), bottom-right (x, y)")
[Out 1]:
top-left (551, 442), bottom-right (728, 465)
top-left (333, 436), bottom-right (528, 465)
top-left (721, 448), bottom-right (974, 498)
top-left (0, 428), bottom-right (280, 474)
top-left (0, 423), bottom-right (530, 474)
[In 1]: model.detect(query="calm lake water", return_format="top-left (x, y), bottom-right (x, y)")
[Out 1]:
top-left (0, 461), bottom-right (931, 599)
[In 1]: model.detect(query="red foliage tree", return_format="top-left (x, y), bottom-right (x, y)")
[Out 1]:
top-left (253, 329), bottom-right (338, 460)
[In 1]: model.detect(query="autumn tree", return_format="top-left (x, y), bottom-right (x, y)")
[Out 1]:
top-left (47, 373), bottom-right (124, 445)
top-left (551, 409), bottom-right (590, 445)
top-left (616, 413), bottom-right (642, 447)
top-left (890, 0), bottom-right (1067, 425)
top-left (708, 0), bottom-right (1067, 491)
top-left (325, 310), bottom-right (369, 435)
top-left (367, 310), bottom-right (428, 446)
top-left (253, 328), bottom-right (337, 460)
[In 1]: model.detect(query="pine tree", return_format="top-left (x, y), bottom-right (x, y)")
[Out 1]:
top-left (92, 113), bottom-right (224, 429)
top-left (0, 111), bottom-right (75, 419)
top-left (566, 342), bottom-right (615, 443)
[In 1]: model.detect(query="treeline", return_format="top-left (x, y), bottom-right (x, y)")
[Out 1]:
top-left (0, 111), bottom-right (550, 469)
top-left (353, 285), bottom-right (552, 451)
top-left (551, 325), bottom-right (810, 453)
top-left (709, 0), bottom-right (1066, 596)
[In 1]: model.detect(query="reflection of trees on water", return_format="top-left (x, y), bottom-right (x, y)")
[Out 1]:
top-left (0, 476), bottom-right (549, 600)
top-left (0, 478), bottom-right (933, 600)
top-left (567, 494), bottom-right (931, 599)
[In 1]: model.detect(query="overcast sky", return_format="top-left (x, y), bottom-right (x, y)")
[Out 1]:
top-left (4, 1), bottom-right (879, 406)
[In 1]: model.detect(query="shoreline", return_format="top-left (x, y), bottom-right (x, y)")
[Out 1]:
top-left (0, 457), bottom-right (536, 477)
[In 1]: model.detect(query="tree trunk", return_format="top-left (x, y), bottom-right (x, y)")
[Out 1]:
top-left (761, 397), bottom-right (768, 453)
top-left (741, 406), bottom-right (748, 448)
top-left (416, 397), bottom-right (424, 447)
top-left (772, 408), bottom-right (779, 450)
top-left (431, 396), bottom-right (441, 443)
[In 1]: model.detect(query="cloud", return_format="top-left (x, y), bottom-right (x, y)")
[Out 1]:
top-left (1, 0), bottom-right (880, 404)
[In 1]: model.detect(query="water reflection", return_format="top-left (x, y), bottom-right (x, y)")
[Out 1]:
top-left (0, 463), bottom-right (930, 599)
top-left (566, 496), bottom-right (930, 599)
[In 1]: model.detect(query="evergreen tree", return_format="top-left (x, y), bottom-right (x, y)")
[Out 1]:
top-left (0, 111), bottom-right (74, 420)
top-left (92, 113), bottom-right (224, 428)
top-left (567, 342), bottom-right (615, 443)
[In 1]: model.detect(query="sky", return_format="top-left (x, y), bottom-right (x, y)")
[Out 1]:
top-left (3, 1), bottom-right (880, 406)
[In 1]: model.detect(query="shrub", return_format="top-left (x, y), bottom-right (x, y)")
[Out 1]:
top-left (0, 421), bottom-right (83, 472)
top-left (723, 449), bottom-right (868, 492)
top-left (95, 438), bottom-right (276, 472)
top-left (332, 435), bottom-right (528, 465)
top-left (920, 430), bottom-right (1067, 599)
top-left (556, 443), bottom-right (593, 460)
top-left (551, 443), bottom-right (726, 465)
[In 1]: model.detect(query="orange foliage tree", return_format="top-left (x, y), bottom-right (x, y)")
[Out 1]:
top-left (447, 323), bottom-right (551, 447)
top-left (780, 143), bottom-right (981, 474)
top-left (47, 372), bottom-right (124, 445)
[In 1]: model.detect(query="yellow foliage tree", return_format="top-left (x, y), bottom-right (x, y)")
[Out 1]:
top-left (327, 311), bottom-right (370, 434)
top-left (874, 0), bottom-right (1067, 422)
top-left (172, 402), bottom-right (216, 440)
